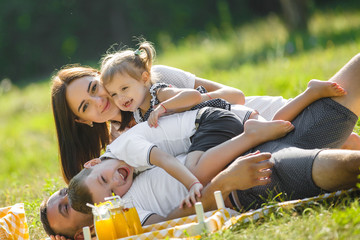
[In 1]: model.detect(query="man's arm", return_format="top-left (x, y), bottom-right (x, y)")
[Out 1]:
top-left (144, 152), bottom-right (273, 225)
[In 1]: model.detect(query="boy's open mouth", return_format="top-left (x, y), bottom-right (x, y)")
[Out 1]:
top-left (118, 167), bottom-right (129, 181)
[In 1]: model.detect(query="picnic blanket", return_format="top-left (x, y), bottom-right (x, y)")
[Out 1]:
top-left (113, 188), bottom-right (358, 239)
top-left (118, 207), bottom-right (238, 240)
top-left (0, 203), bottom-right (29, 240)
top-left (224, 188), bottom-right (359, 230)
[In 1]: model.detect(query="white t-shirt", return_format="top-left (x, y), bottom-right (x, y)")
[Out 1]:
top-left (102, 105), bottom-right (253, 172)
top-left (101, 110), bottom-right (198, 172)
top-left (152, 65), bottom-right (289, 120)
top-left (121, 154), bottom-right (189, 224)
top-left (152, 65), bottom-right (196, 89)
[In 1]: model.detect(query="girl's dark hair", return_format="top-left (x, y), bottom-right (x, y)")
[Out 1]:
top-left (51, 65), bottom-right (110, 183)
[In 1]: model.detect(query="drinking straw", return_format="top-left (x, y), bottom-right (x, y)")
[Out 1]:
top-left (104, 194), bottom-right (122, 201)
top-left (214, 191), bottom-right (226, 209)
top-left (82, 226), bottom-right (91, 240)
top-left (86, 203), bottom-right (102, 220)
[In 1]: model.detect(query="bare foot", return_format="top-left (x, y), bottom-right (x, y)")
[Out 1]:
top-left (244, 119), bottom-right (294, 142)
top-left (307, 79), bottom-right (346, 99)
top-left (340, 132), bottom-right (360, 150)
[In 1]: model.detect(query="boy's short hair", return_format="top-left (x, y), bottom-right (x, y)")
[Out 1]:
top-left (68, 168), bottom-right (94, 214)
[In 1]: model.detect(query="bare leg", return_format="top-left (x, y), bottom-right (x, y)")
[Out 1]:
top-left (185, 119), bottom-right (294, 184)
top-left (312, 149), bottom-right (360, 191)
top-left (329, 53), bottom-right (360, 116)
top-left (340, 132), bottom-right (360, 150)
top-left (272, 80), bottom-right (346, 121)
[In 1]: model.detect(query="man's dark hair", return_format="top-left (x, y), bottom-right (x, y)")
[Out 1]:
top-left (40, 199), bottom-right (56, 236)
top-left (68, 167), bottom-right (94, 214)
top-left (39, 198), bottom-right (73, 239)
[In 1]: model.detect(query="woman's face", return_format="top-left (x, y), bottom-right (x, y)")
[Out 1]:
top-left (66, 75), bottom-right (121, 123)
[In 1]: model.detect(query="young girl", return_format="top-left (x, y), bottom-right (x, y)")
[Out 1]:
top-left (100, 41), bottom-right (346, 127)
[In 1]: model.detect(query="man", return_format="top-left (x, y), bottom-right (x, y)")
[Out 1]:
top-left (41, 152), bottom-right (273, 239)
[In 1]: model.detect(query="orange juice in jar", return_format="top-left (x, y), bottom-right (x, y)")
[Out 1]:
top-left (111, 208), bottom-right (131, 238)
top-left (92, 203), bottom-right (117, 240)
top-left (95, 218), bottom-right (116, 240)
top-left (105, 196), bottom-right (131, 238)
top-left (123, 199), bottom-right (143, 235)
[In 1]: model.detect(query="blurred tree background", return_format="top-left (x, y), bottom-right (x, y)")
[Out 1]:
top-left (0, 0), bottom-right (356, 84)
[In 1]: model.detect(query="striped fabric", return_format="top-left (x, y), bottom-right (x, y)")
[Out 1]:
top-left (0, 203), bottom-right (29, 240)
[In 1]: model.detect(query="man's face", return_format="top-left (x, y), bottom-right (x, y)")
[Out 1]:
top-left (85, 159), bottom-right (134, 204)
top-left (47, 188), bottom-right (93, 238)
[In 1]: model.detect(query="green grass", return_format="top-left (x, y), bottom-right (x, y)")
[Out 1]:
top-left (1, 7), bottom-right (360, 239)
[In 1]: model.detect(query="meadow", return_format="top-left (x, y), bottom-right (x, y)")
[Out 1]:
top-left (1, 5), bottom-right (360, 239)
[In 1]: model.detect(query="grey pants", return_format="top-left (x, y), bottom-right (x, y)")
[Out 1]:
top-left (231, 98), bottom-right (358, 210)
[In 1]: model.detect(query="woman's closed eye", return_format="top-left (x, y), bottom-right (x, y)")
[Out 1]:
top-left (121, 87), bottom-right (128, 91)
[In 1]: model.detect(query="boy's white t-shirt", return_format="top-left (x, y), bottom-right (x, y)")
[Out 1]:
top-left (121, 154), bottom-right (189, 224)
top-left (101, 105), bottom-right (253, 172)
top-left (101, 110), bottom-right (198, 171)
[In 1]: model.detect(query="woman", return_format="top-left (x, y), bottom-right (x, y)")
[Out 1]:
top-left (51, 64), bottom-right (360, 183)
top-left (51, 64), bottom-right (250, 183)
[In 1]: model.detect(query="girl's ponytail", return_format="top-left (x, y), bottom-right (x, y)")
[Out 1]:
top-left (136, 41), bottom-right (156, 73)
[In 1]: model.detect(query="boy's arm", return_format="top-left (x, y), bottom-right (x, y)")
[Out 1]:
top-left (149, 147), bottom-right (203, 203)
top-left (194, 77), bottom-right (245, 105)
top-left (144, 152), bottom-right (274, 225)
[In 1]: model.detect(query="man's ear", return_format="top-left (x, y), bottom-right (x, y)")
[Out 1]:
top-left (84, 158), bottom-right (101, 168)
top-left (141, 71), bottom-right (150, 84)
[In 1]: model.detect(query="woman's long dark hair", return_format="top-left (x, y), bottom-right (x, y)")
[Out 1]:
top-left (51, 66), bottom-right (111, 184)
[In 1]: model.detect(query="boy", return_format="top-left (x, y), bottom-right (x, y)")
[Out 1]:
top-left (69, 106), bottom-right (292, 210)
top-left (96, 107), bottom-right (293, 206)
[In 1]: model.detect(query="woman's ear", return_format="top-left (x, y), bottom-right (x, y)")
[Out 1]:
top-left (84, 158), bottom-right (102, 168)
top-left (75, 118), bottom-right (93, 127)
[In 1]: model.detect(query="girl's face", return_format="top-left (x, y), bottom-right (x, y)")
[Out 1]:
top-left (66, 76), bottom-right (121, 123)
top-left (104, 72), bottom-right (149, 112)
top-left (85, 159), bottom-right (135, 203)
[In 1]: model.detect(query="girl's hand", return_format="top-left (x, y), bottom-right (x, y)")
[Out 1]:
top-left (148, 105), bottom-right (166, 128)
top-left (179, 182), bottom-right (203, 208)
